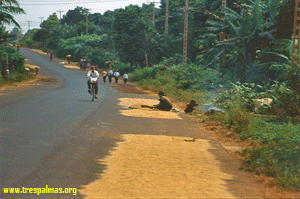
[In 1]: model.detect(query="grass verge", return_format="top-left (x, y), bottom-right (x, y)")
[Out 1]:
top-left (209, 103), bottom-right (300, 188)
top-left (0, 72), bottom-right (34, 87)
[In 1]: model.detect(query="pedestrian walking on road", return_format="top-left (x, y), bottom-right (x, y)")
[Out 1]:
top-left (50, 51), bottom-right (54, 61)
top-left (102, 70), bottom-right (107, 83)
top-left (108, 67), bottom-right (114, 84)
top-left (123, 72), bottom-right (128, 84)
top-left (114, 69), bottom-right (120, 84)
top-left (66, 55), bottom-right (71, 64)
top-left (83, 59), bottom-right (87, 70)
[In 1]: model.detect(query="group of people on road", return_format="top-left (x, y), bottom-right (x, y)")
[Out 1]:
top-left (102, 68), bottom-right (128, 84)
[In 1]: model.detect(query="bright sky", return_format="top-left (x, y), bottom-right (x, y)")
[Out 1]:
top-left (5, 0), bottom-right (161, 33)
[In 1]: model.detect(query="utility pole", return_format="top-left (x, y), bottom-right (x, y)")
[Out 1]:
top-left (57, 10), bottom-right (64, 23)
top-left (153, 2), bottom-right (156, 26)
top-left (165, 0), bottom-right (169, 34)
top-left (219, 0), bottom-right (226, 76)
top-left (86, 14), bottom-right (88, 35)
top-left (26, 21), bottom-right (32, 37)
top-left (182, 0), bottom-right (189, 69)
top-left (39, 17), bottom-right (45, 24)
top-left (148, 0), bottom-right (159, 27)
top-left (27, 21), bottom-right (32, 30)
top-left (17, 28), bottom-right (20, 44)
top-left (291, 0), bottom-right (300, 66)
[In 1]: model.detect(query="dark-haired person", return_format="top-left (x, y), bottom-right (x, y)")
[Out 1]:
top-left (141, 91), bottom-right (173, 111)
top-left (184, 100), bottom-right (198, 113)
top-left (153, 91), bottom-right (173, 111)
top-left (86, 66), bottom-right (100, 99)
top-left (114, 69), bottom-right (120, 84)
top-left (108, 67), bottom-right (114, 84)
top-left (123, 72), bottom-right (128, 84)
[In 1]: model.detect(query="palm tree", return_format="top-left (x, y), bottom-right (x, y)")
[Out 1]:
top-left (0, 0), bottom-right (25, 28)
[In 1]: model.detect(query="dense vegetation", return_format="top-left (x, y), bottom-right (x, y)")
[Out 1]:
top-left (4, 0), bottom-right (300, 188)
top-left (0, 0), bottom-right (27, 82)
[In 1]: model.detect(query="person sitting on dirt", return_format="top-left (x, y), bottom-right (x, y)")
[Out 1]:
top-left (142, 91), bottom-right (173, 111)
top-left (184, 100), bottom-right (198, 113)
top-left (86, 66), bottom-right (100, 99)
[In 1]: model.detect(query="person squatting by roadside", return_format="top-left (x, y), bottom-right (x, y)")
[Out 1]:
top-left (123, 72), bottom-right (128, 84)
top-left (114, 69), bottom-right (120, 84)
top-left (108, 67), bottom-right (114, 84)
top-left (184, 100), bottom-right (198, 113)
top-left (86, 66), bottom-right (100, 99)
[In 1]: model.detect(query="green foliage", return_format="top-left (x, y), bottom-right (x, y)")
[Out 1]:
top-left (110, 61), bottom-right (132, 75)
top-left (61, 6), bottom-right (89, 26)
top-left (0, 46), bottom-right (26, 76)
top-left (41, 13), bottom-right (59, 31)
top-left (113, 5), bottom-right (150, 66)
top-left (5, 71), bottom-right (26, 82)
top-left (200, 0), bottom-right (289, 83)
top-left (55, 34), bottom-right (112, 64)
top-left (21, 38), bottom-right (42, 49)
top-left (129, 64), bottom-right (165, 82)
top-left (214, 82), bottom-right (268, 111)
top-left (219, 101), bottom-right (252, 133)
top-left (240, 118), bottom-right (300, 187)
top-left (270, 81), bottom-right (300, 117)
top-left (0, 0), bottom-right (26, 28)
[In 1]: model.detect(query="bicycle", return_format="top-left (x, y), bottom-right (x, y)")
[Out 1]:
top-left (90, 77), bottom-right (97, 101)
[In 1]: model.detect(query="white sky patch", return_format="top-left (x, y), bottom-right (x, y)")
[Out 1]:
top-left (5, 0), bottom-right (161, 32)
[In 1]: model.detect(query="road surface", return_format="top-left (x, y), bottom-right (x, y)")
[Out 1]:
top-left (0, 49), bottom-right (284, 198)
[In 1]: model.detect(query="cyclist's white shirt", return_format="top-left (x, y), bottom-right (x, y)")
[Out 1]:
top-left (87, 70), bottom-right (99, 81)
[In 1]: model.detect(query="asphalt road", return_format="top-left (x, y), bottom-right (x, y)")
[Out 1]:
top-left (0, 49), bottom-right (270, 199)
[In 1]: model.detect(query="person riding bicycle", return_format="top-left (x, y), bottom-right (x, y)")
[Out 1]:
top-left (17, 44), bottom-right (20, 51)
top-left (86, 66), bottom-right (100, 99)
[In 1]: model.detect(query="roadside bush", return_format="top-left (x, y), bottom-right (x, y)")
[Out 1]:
top-left (129, 65), bottom-right (164, 82)
top-left (240, 118), bottom-right (300, 188)
top-left (6, 72), bottom-right (27, 82)
top-left (0, 46), bottom-right (26, 77)
top-left (105, 61), bottom-right (133, 75)
top-left (270, 82), bottom-right (300, 117)
top-left (20, 38), bottom-right (42, 49)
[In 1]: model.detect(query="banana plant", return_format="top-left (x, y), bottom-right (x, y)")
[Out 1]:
top-left (198, 0), bottom-right (289, 83)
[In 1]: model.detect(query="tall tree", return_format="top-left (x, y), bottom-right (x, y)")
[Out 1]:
top-left (40, 13), bottom-right (59, 31)
top-left (113, 5), bottom-right (149, 66)
top-left (61, 7), bottom-right (89, 26)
